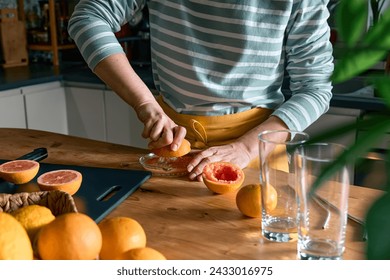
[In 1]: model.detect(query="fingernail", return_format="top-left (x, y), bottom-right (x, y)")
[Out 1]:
top-left (172, 144), bottom-right (178, 151)
top-left (189, 173), bottom-right (196, 180)
top-left (187, 164), bottom-right (193, 172)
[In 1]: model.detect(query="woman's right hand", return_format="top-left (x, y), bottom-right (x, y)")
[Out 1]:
top-left (92, 53), bottom-right (187, 152)
top-left (135, 101), bottom-right (187, 152)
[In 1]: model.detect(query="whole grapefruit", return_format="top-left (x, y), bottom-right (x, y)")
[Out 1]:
top-left (235, 184), bottom-right (277, 218)
top-left (37, 212), bottom-right (102, 260)
top-left (98, 216), bottom-right (147, 260)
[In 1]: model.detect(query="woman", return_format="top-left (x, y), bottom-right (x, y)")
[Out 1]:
top-left (68, 0), bottom-right (334, 181)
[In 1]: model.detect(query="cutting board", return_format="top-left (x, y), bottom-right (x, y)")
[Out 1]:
top-left (0, 155), bottom-right (152, 223)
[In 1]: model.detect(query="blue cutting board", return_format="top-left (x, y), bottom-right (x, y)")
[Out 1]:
top-left (0, 150), bottom-right (151, 223)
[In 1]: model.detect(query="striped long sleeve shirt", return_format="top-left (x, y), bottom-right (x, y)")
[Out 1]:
top-left (68, 0), bottom-right (334, 132)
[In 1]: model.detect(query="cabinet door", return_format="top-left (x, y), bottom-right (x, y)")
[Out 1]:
top-left (104, 90), bottom-right (148, 148)
top-left (65, 86), bottom-right (106, 141)
top-left (0, 88), bottom-right (26, 128)
top-left (22, 82), bottom-right (68, 135)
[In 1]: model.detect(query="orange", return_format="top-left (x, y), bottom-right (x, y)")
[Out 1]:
top-left (202, 162), bottom-right (245, 194)
top-left (11, 204), bottom-right (55, 242)
top-left (0, 159), bottom-right (40, 184)
top-left (98, 216), bottom-right (147, 260)
top-left (37, 212), bottom-right (102, 260)
top-left (235, 184), bottom-right (277, 218)
top-left (0, 212), bottom-right (34, 260)
top-left (262, 183), bottom-right (278, 212)
top-left (151, 139), bottom-right (191, 158)
top-left (116, 247), bottom-right (166, 260)
top-left (37, 169), bottom-right (82, 195)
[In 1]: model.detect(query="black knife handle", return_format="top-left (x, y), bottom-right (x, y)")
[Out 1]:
top-left (16, 147), bottom-right (48, 162)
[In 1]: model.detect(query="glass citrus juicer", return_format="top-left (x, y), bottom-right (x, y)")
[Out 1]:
top-left (139, 139), bottom-right (194, 177)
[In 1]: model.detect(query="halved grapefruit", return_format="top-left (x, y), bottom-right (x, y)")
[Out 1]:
top-left (37, 169), bottom-right (82, 195)
top-left (202, 162), bottom-right (245, 194)
top-left (151, 139), bottom-right (191, 158)
top-left (0, 159), bottom-right (40, 184)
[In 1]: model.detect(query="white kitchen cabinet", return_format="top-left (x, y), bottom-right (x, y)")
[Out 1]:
top-left (104, 90), bottom-right (148, 149)
top-left (65, 84), bottom-right (106, 142)
top-left (22, 81), bottom-right (68, 135)
top-left (0, 88), bottom-right (26, 129)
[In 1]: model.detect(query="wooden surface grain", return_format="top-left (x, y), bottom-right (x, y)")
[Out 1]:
top-left (0, 128), bottom-right (383, 260)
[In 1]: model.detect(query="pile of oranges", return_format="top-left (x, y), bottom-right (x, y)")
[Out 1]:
top-left (0, 205), bottom-right (166, 260)
top-left (0, 159), bottom-right (166, 260)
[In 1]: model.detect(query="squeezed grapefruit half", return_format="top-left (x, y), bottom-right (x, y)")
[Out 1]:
top-left (0, 159), bottom-right (40, 184)
top-left (37, 169), bottom-right (82, 195)
top-left (202, 162), bottom-right (245, 194)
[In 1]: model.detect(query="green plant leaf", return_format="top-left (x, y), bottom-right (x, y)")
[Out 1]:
top-left (331, 48), bottom-right (388, 84)
top-left (335, 0), bottom-right (368, 47)
top-left (366, 192), bottom-right (390, 259)
top-left (363, 6), bottom-right (390, 48)
top-left (308, 115), bottom-right (390, 195)
top-left (369, 75), bottom-right (390, 107)
top-left (386, 149), bottom-right (390, 191)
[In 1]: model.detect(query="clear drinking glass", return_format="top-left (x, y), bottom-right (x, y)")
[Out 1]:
top-left (295, 142), bottom-right (351, 260)
top-left (258, 130), bottom-right (309, 242)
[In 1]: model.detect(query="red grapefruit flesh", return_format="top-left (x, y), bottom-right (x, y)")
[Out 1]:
top-left (0, 159), bottom-right (40, 184)
top-left (37, 169), bottom-right (82, 195)
top-left (202, 162), bottom-right (245, 194)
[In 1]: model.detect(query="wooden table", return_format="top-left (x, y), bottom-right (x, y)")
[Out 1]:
top-left (0, 128), bottom-right (383, 260)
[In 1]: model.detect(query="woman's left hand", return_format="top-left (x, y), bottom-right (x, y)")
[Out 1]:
top-left (186, 141), bottom-right (252, 181)
top-left (186, 115), bottom-right (289, 181)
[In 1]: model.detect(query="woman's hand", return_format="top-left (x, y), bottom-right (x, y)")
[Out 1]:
top-left (135, 101), bottom-right (187, 151)
top-left (187, 141), bottom-right (252, 181)
top-left (186, 116), bottom-right (289, 181)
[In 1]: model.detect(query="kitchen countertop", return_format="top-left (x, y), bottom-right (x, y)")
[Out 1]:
top-left (0, 127), bottom-right (383, 260)
top-left (0, 63), bottom-right (387, 112)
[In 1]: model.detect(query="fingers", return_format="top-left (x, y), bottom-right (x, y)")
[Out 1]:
top-left (148, 128), bottom-right (173, 149)
top-left (147, 125), bottom-right (188, 151)
top-left (170, 126), bottom-right (187, 151)
top-left (136, 103), bottom-right (188, 151)
top-left (186, 144), bottom-right (251, 181)
top-left (187, 148), bottom-right (218, 180)
top-left (142, 113), bottom-right (169, 141)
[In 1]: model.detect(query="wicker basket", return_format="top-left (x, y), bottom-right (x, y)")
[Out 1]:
top-left (0, 190), bottom-right (78, 216)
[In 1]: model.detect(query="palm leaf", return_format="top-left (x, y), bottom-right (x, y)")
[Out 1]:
top-left (369, 75), bottom-right (390, 107)
top-left (366, 192), bottom-right (390, 259)
top-left (332, 48), bottom-right (387, 84)
top-left (335, 0), bottom-right (368, 47)
top-left (332, 2), bottom-right (390, 84)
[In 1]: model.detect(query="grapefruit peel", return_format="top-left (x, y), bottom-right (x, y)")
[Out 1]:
top-left (37, 169), bottom-right (82, 195)
top-left (0, 160), bottom-right (40, 185)
top-left (202, 162), bottom-right (245, 194)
